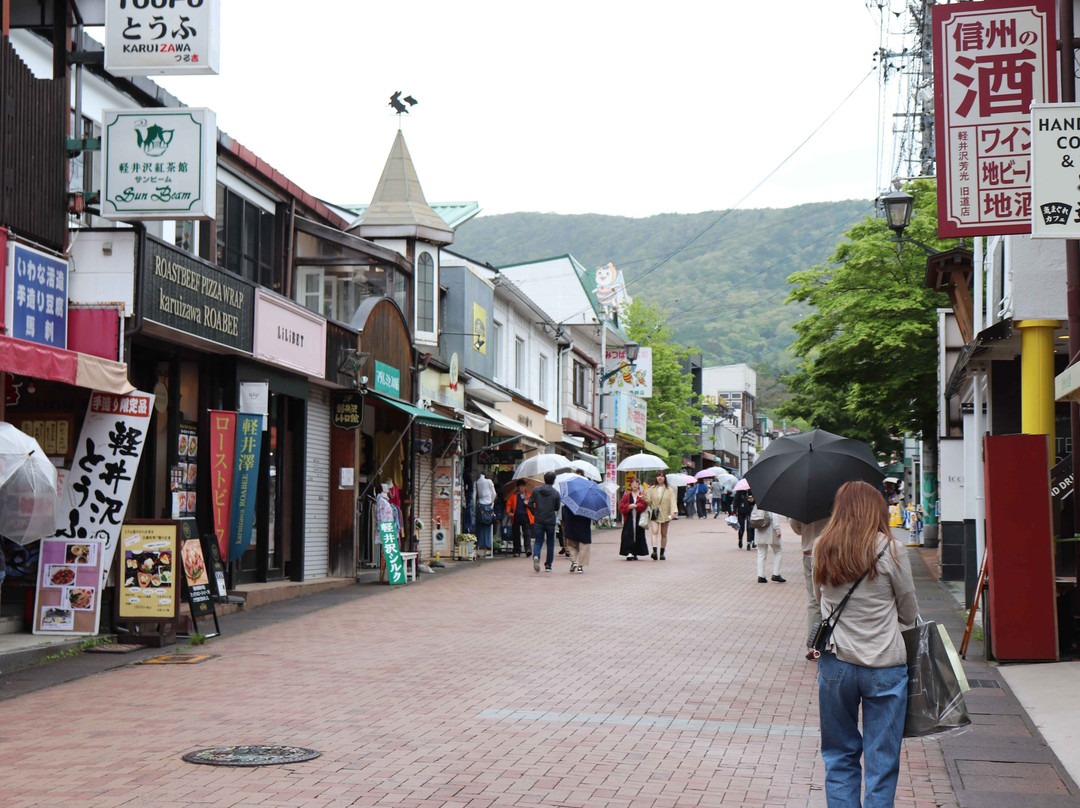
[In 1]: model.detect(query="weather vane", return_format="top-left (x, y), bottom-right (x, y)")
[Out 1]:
top-left (389, 91), bottom-right (418, 127)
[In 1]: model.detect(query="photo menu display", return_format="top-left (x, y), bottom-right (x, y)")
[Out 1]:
top-left (172, 422), bottom-right (198, 519)
top-left (32, 539), bottom-right (106, 636)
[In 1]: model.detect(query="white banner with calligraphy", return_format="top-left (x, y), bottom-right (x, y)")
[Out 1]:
top-left (105, 0), bottom-right (220, 76)
top-left (56, 391), bottom-right (154, 588)
top-left (933, 0), bottom-right (1057, 237)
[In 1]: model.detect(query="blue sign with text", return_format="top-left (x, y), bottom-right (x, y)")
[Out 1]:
top-left (7, 242), bottom-right (67, 348)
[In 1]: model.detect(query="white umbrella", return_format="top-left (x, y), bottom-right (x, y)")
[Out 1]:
top-left (666, 472), bottom-right (696, 487)
top-left (568, 459), bottom-right (602, 481)
top-left (718, 472), bottom-right (739, 491)
top-left (512, 453), bottom-right (572, 480)
top-left (0, 422), bottom-right (60, 544)
top-left (616, 452), bottom-right (668, 472)
top-left (598, 480), bottom-right (619, 495)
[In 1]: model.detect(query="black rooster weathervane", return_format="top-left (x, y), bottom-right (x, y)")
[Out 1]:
top-left (389, 91), bottom-right (418, 115)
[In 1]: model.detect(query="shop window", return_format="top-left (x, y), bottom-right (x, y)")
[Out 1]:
top-left (514, 337), bottom-right (525, 392)
top-left (573, 361), bottom-right (590, 409)
top-left (491, 321), bottom-right (503, 382)
top-left (416, 251), bottom-right (435, 336)
top-left (216, 183), bottom-right (275, 288)
top-left (538, 354), bottom-right (548, 405)
top-left (392, 266), bottom-right (413, 325)
top-left (293, 232), bottom-right (394, 325)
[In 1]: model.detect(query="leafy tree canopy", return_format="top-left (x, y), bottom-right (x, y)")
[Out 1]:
top-left (624, 297), bottom-right (702, 469)
top-left (776, 179), bottom-right (952, 460)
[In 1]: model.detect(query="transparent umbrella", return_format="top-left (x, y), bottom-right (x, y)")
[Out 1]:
top-left (568, 460), bottom-right (602, 481)
top-left (666, 472), bottom-right (696, 487)
top-left (616, 452), bottom-right (667, 472)
top-left (0, 422), bottom-right (59, 544)
top-left (512, 454), bottom-right (572, 480)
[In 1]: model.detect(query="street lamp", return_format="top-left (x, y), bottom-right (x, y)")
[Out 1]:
top-left (879, 189), bottom-right (941, 256)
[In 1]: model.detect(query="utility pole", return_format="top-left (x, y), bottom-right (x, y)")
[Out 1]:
top-left (919, 0), bottom-right (935, 177)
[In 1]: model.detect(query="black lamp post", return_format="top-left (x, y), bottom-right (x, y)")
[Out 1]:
top-left (879, 188), bottom-right (940, 255)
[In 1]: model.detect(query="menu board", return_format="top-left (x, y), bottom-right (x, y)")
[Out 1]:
top-left (171, 422), bottom-right (199, 519)
top-left (32, 539), bottom-right (106, 635)
top-left (181, 537), bottom-right (213, 617)
top-left (117, 522), bottom-right (180, 621)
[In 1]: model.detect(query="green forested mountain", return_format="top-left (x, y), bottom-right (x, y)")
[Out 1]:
top-left (451, 200), bottom-right (873, 408)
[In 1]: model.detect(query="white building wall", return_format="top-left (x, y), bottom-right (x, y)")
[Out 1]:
top-left (1003, 235), bottom-right (1067, 321)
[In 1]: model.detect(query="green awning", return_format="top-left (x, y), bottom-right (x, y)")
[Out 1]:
top-left (643, 440), bottom-right (668, 459)
top-left (368, 391), bottom-right (462, 430)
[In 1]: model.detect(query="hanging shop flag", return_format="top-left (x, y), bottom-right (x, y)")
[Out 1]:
top-left (32, 539), bottom-right (106, 636)
top-left (379, 520), bottom-right (407, 586)
top-left (56, 390), bottom-right (154, 588)
top-left (100, 107), bottom-right (217, 221)
top-left (933, 0), bottom-right (1057, 237)
top-left (208, 410), bottom-right (236, 559)
top-left (5, 241), bottom-right (68, 349)
top-left (228, 413), bottom-right (263, 562)
top-left (105, 0), bottom-right (220, 76)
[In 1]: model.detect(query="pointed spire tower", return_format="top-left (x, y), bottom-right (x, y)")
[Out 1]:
top-left (349, 131), bottom-right (454, 245)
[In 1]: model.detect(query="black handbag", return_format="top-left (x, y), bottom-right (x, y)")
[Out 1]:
top-left (808, 548), bottom-right (886, 659)
top-left (477, 505), bottom-right (495, 526)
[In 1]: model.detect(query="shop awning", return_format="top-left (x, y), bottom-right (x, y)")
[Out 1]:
top-left (562, 417), bottom-right (606, 444)
top-left (643, 440), bottom-right (668, 458)
top-left (368, 391), bottom-right (462, 430)
top-left (0, 334), bottom-right (134, 395)
top-left (561, 434), bottom-right (585, 449)
top-left (454, 408), bottom-right (490, 432)
top-left (472, 401), bottom-right (547, 444)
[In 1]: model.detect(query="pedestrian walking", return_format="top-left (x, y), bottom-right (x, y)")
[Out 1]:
top-left (474, 472), bottom-right (497, 557)
top-left (790, 516), bottom-right (829, 659)
top-left (694, 480), bottom-right (708, 519)
top-left (813, 480), bottom-right (919, 808)
top-left (505, 480), bottom-right (534, 557)
top-left (710, 478), bottom-right (724, 518)
top-left (562, 504), bottom-right (592, 573)
top-left (733, 487), bottom-right (757, 549)
top-left (755, 510), bottom-right (785, 583)
top-left (618, 478), bottom-right (650, 560)
top-left (682, 483), bottom-right (696, 518)
top-left (530, 471), bottom-right (562, 572)
top-left (644, 471), bottom-right (677, 560)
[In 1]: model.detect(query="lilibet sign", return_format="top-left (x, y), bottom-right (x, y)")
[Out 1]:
top-left (105, 0), bottom-right (220, 76)
top-left (100, 108), bottom-right (216, 221)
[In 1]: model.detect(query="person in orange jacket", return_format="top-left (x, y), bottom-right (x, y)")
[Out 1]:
top-left (505, 480), bottom-right (535, 557)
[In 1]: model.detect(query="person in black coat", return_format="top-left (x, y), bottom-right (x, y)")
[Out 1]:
top-left (732, 488), bottom-right (757, 550)
top-left (618, 478), bottom-right (650, 560)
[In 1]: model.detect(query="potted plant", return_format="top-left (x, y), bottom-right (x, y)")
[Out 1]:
top-left (454, 532), bottom-right (477, 561)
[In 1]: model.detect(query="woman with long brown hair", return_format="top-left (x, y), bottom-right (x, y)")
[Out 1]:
top-left (812, 480), bottom-right (918, 808)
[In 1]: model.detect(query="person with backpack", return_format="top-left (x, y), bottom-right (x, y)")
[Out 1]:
top-left (753, 509), bottom-right (785, 583)
top-left (732, 487), bottom-right (757, 550)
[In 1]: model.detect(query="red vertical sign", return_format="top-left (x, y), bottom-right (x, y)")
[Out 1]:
top-left (934, 0), bottom-right (1057, 237)
top-left (209, 410), bottom-right (236, 559)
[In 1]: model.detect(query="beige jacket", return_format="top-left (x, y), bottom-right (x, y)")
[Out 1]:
top-left (644, 485), bottom-right (678, 523)
top-left (814, 535), bottom-right (918, 668)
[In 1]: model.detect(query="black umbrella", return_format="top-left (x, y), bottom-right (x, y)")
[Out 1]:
top-left (743, 429), bottom-right (883, 523)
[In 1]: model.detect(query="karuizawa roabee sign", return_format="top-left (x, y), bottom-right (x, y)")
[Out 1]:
top-left (101, 107), bottom-right (216, 221)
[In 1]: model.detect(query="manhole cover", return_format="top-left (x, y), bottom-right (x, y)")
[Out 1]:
top-left (182, 745), bottom-right (320, 767)
top-left (140, 653), bottom-right (219, 665)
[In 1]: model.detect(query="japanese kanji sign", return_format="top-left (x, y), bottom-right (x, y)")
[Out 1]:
top-left (208, 410), bottom-right (236, 559)
top-left (933, 0), bottom-right (1057, 237)
top-left (105, 0), bottom-right (220, 76)
top-left (101, 107), bottom-right (216, 221)
top-left (56, 391), bottom-right (154, 588)
top-left (5, 242), bottom-right (67, 349)
top-left (1030, 103), bottom-right (1080, 236)
top-left (379, 520), bottom-right (407, 586)
top-left (228, 413), bottom-right (263, 562)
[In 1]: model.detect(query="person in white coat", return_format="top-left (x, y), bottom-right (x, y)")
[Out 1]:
top-left (474, 473), bottom-right (497, 557)
top-left (756, 511), bottom-right (785, 583)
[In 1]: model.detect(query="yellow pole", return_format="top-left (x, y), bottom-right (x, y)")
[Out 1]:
top-left (1015, 319), bottom-right (1061, 449)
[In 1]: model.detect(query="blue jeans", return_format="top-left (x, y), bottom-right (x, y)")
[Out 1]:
top-left (818, 653), bottom-right (907, 808)
top-left (532, 522), bottom-right (556, 568)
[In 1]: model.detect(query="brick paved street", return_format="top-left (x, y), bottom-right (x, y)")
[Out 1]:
top-left (0, 517), bottom-right (957, 808)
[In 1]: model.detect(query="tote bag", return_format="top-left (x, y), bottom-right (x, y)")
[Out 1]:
top-left (902, 620), bottom-right (971, 737)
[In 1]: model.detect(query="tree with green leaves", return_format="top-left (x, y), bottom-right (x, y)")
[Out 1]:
top-left (624, 297), bottom-right (702, 469)
top-left (777, 179), bottom-right (952, 460)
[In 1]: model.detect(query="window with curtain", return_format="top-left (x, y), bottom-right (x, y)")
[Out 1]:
top-left (514, 337), bottom-right (525, 391)
top-left (538, 354), bottom-right (548, 405)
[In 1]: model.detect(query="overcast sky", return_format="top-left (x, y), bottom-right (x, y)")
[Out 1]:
top-left (151, 1), bottom-right (906, 218)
